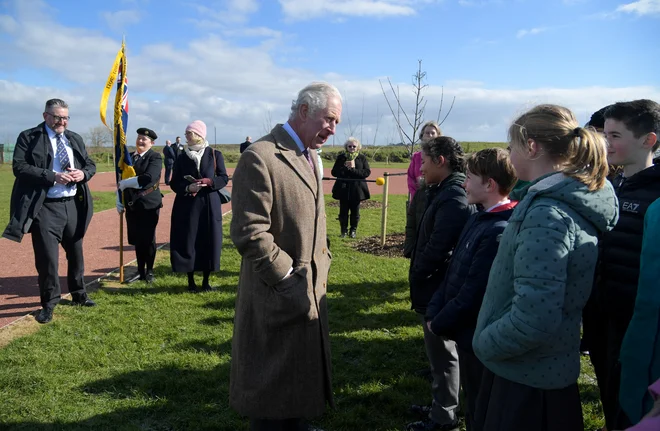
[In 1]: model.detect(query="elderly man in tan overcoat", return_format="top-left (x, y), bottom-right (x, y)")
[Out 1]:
top-left (230, 82), bottom-right (342, 431)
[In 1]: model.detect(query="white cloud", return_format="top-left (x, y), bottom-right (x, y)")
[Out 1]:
top-left (192, 0), bottom-right (260, 25)
top-left (0, 0), bottom-right (658, 146)
top-left (616, 0), bottom-right (660, 16)
top-left (228, 0), bottom-right (259, 14)
top-left (222, 26), bottom-right (283, 38)
top-left (278, 0), bottom-right (419, 20)
top-left (516, 27), bottom-right (547, 38)
top-left (458, 0), bottom-right (503, 6)
top-left (101, 9), bottom-right (141, 32)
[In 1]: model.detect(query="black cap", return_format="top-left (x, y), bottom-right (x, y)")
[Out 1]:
top-left (136, 127), bottom-right (157, 141)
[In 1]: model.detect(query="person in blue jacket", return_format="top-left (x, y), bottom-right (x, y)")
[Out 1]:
top-left (619, 197), bottom-right (660, 426)
top-left (472, 104), bottom-right (618, 431)
top-left (425, 147), bottom-right (518, 431)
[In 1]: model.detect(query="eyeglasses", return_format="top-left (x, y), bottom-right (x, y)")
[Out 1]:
top-left (45, 112), bottom-right (70, 122)
top-left (346, 145), bottom-right (357, 148)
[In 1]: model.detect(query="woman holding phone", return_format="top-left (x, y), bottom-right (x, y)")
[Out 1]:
top-left (169, 120), bottom-right (229, 291)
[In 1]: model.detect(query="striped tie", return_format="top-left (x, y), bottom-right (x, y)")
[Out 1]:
top-left (302, 149), bottom-right (315, 174)
top-left (55, 134), bottom-right (71, 171)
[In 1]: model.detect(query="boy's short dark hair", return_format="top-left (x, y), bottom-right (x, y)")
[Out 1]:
top-left (466, 147), bottom-right (518, 196)
top-left (586, 105), bottom-right (612, 130)
top-left (604, 99), bottom-right (660, 151)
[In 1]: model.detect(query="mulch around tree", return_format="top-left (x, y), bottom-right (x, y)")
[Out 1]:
top-left (352, 233), bottom-right (405, 258)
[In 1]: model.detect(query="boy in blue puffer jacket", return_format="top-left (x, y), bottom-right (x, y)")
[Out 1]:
top-left (425, 147), bottom-right (518, 431)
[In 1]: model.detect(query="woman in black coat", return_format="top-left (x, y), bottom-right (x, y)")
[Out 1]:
top-left (117, 127), bottom-right (163, 283)
top-left (331, 137), bottom-right (371, 238)
top-left (169, 120), bottom-right (229, 292)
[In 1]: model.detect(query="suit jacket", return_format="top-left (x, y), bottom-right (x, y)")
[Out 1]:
top-left (162, 145), bottom-right (176, 166)
top-left (3, 122), bottom-right (96, 242)
top-left (123, 149), bottom-right (163, 211)
top-left (239, 140), bottom-right (251, 153)
top-left (229, 124), bottom-right (333, 419)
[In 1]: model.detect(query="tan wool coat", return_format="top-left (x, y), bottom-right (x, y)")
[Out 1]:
top-left (229, 124), bottom-right (333, 419)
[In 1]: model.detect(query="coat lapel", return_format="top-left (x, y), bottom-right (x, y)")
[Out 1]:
top-left (272, 125), bottom-right (318, 198)
top-left (41, 123), bottom-right (54, 168)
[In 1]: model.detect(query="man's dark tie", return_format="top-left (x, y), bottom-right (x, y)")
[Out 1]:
top-left (55, 133), bottom-right (71, 171)
top-left (302, 148), bottom-right (316, 174)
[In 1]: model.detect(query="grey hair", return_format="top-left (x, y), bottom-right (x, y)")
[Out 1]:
top-left (344, 137), bottom-right (361, 151)
top-left (289, 82), bottom-right (342, 121)
top-left (44, 98), bottom-right (68, 111)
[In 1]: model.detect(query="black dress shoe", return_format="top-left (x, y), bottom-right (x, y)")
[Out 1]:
top-left (200, 284), bottom-right (216, 292)
top-left (35, 307), bottom-right (54, 324)
top-left (406, 419), bottom-right (459, 431)
top-left (71, 294), bottom-right (97, 307)
top-left (410, 404), bottom-right (433, 417)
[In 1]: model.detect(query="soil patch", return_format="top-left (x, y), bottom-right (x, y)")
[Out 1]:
top-left (327, 199), bottom-right (382, 209)
top-left (352, 232), bottom-right (405, 258)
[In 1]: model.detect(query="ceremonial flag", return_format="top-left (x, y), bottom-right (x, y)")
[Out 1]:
top-left (100, 40), bottom-right (135, 182)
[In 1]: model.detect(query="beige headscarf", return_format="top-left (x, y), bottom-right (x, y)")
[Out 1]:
top-left (185, 133), bottom-right (209, 172)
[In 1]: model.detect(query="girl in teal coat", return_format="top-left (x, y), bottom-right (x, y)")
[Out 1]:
top-left (620, 197), bottom-right (660, 425)
top-left (472, 104), bottom-right (619, 431)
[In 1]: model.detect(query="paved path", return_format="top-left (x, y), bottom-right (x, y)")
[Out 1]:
top-left (0, 166), bottom-right (408, 329)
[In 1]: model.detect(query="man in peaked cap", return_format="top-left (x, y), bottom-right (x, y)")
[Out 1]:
top-left (117, 127), bottom-right (163, 283)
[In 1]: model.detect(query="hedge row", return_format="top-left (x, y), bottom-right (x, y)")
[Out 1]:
top-left (85, 142), bottom-right (508, 165)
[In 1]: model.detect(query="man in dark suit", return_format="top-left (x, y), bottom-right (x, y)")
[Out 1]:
top-left (163, 139), bottom-right (176, 185)
top-left (117, 128), bottom-right (163, 283)
top-left (3, 98), bottom-right (97, 324)
top-left (174, 136), bottom-right (184, 156)
top-left (239, 136), bottom-right (252, 153)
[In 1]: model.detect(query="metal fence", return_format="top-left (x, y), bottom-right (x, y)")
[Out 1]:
top-left (0, 144), bottom-right (14, 164)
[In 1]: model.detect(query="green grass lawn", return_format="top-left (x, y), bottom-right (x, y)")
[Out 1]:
top-left (0, 194), bottom-right (604, 430)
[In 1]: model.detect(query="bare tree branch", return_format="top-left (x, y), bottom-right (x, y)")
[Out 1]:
top-left (379, 59), bottom-right (457, 157)
top-left (371, 105), bottom-right (383, 147)
top-left (86, 125), bottom-right (112, 148)
top-left (379, 78), bottom-right (412, 146)
top-left (262, 109), bottom-right (273, 136)
top-left (439, 96), bottom-right (456, 126)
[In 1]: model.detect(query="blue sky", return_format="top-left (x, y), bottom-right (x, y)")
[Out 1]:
top-left (0, 0), bottom-right (658, 145)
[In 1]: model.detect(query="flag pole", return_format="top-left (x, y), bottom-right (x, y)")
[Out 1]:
top-left (119, 34), bottom-right (125, 283)
top-left (101, 37), bottom-right (131, 283)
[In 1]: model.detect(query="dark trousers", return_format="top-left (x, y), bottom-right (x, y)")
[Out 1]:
top-left (338, 199), bottom-right (360, 231)
top-left (31, 199), bottom-right (86, 308)
top-left (249, 418), bottom-right (307, 431)
top-left (457, 347), bottom-right (485, 431)
top-left (474, 369), bottom-right (583, 431)
top-left (420, 315), bottom-right (460, 425)
top-left (602, 315), bottom-right (634, 430)
top-left (164, 162), bottom-right (173, 185)
top-left (126, 209), bottom-right (159, 276)
top-left (582, 295), bottom-right (609, 413)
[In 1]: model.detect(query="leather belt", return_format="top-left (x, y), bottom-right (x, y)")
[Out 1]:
top-left (127, 184), bottom-right (159, 207)
top-left (44, 196), bottom-right (74, 203)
